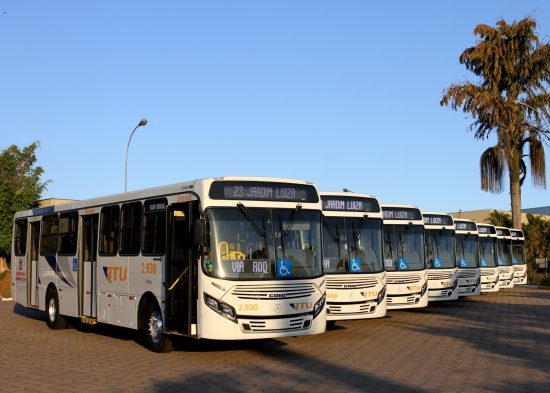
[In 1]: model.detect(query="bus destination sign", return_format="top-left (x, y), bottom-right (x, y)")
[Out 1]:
top-left (423, 214), bottom-right (453, 226)
top-left (321, 196), bottom-right (380, 213)
top-left (382, 207), bottom-right (422, 221)
top-left (477, 225), bottom-right (496, 235)
top-left (496, 228), bottom-right (511, 237)
top-left (209, 181), bottom-right (319, 203)
top-left (455, 221), bottom-right (477, 231)
top-left (510, 230), bottom-right (523, 238)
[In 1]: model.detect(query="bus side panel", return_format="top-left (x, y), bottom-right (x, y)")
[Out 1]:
top-left (37, 254), bottom-right (57, 311)
top-left (96, 255), bottom-right (136, 327)
top-left (12, 255), bottom-right (28, 306)
top-left (56, 255), bottom-right (79, 318)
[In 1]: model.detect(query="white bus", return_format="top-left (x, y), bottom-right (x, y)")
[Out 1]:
top-left (454, 219), bottom-right (481, 297)
top-left (476, 223), bottom-right (500, 293)
top-left (382, 204), bottom-right (428, 309)
top-left (11, 176), bottom-right (326, 352)
top-left (496, 226), bottom-right (514, 289)
top-left (423, 212), bottom-right (458, 301)
top-left (510, 229), bottom-right (527, 285)
top-left (321, 192), bottom-right (385, 325)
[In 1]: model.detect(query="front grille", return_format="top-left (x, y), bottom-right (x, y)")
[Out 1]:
top-left (326, 276), bottom-right (379, 289)
top-left (328, 302), bottom-right (375, 315)
top-left (428, 272), bottom-right (453, 280)
top-left (387, 294), bottom-right (417, 304)
top-left (231, 283), bottom-right (316, 300)
top-left (386, 274), bottom-right (422, 285)
top-left (481, 270), bottom-right (497, 276)
top-left (241, 316), bottom-right (309, 332)
top-left (458, 271), bottom-right (477, 279)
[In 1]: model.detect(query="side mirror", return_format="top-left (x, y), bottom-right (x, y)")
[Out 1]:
top-left (193, 218), bottom-right (205, 246)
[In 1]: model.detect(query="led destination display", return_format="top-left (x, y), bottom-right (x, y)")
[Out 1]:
top-left (382, 207), bottom-right (422, 221)
top-left (496, 228), bottom-right (511, 236)
top-left (209, 181), bottom-right (319, 203)
top-left (423, 214), bottom-right (453, 226)
top-left (477, 225), bottom-right (496, 235)
top-left (321, 196), bottom-right (380, 213)
top-left (455, 221), bottom-right (477, 231)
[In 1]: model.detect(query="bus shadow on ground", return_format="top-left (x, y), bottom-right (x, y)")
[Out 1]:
top-left (151, 345), bottom-right (433, 393)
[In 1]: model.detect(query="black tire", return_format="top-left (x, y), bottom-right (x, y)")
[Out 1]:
top-left (143, 302), bottom-right (173, 353)
top-left (45, 287), bottom-right (67, 330)
top-left (326, 320), bottom-right (336, 330)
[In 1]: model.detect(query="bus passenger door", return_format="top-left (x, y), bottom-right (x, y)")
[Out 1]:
top-left (28, 221), bottom-right (40, 308)
top-left (80, 214), bottom-right (98, 318)
top-left (166, 201), bottom-right (198, 335)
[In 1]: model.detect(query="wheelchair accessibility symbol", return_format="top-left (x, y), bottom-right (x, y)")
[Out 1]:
top-left (433, 257), bottom-right (442, 268)
top-left (460, 258), bottom-right (467, 267)
top-left (276, 258), bottom-right (293, 278)
top-left (350, 258), bottom-right (362, 273)
top-left (512, 257), bottom-right (518, 265)
top-left (398, 258), bottom-right (409, 270)
top-left (481, 258), bottom-right (487, 267)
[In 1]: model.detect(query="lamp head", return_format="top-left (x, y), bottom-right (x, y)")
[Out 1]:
top-left (138, 119), bottom-right (148, 127)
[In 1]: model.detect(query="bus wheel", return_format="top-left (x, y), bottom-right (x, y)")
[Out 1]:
top-left (45, 287), bottom-right (67, 330)
top-left (143, 303), bottom-right (173, 353)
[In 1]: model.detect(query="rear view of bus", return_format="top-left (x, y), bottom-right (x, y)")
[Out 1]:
top-left (321, 192), bottom-right (385, 323)
top-left (455, 219), bottom-right (481, 297)
top-left (477, 223), bottom-right (500, 293)
top-left (382, 204), bottom-right (428, 309)
top-left (511, 229), bottom-right (527, 285)
top-left (423, 212), bottom-right (458, 301)
top-left (496, 227), bottom-right (515, 289)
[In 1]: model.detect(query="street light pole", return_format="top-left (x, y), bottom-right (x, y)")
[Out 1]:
top-left (125, 119), bottom-right (148, 192)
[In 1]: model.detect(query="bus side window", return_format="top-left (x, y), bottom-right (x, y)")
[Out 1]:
top-left (142, 198), bottom-right (167, 256)
top-left (99, 205), bottom-right (120, 256)
top-left (14, 219), bottom-right (28, 256)
top-left (59, 211), bottom-right (78, 255)
top-left (120, 202), bottom-right (142, 256)
top-left (40, 214), bottom-right (59, 256)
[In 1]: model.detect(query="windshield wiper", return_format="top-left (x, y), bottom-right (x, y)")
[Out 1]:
top-left (237, 203), bottom-right (266, 239)
top-left (282, 204), bottom-right (302, 239)
top-left (352, 214), bottom-right (369, 241)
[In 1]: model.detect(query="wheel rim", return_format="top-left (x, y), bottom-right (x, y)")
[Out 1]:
top-left (148, 310), bottom-right (163, 344)
top-left (48, 296), bottom-right (56, 322)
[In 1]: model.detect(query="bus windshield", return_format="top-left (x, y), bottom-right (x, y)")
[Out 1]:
top-left (382, 224), bottom-right (425, 271)
top-left (497, 238), bottom-right (512, 266)
top-left (512, 241), bottom-right (525, 265)
top-left (322, 217), bottom-right (383, 274)
top-left (204, 207), bottom-right (323, 280)
top-left (456, 234), bottom-right (479, 268)
top-left (425, 229), bottom-right (455, 269)
top-left (479, 237), bottom-right (498, 267)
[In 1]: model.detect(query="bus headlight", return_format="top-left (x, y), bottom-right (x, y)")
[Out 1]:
top-left (204, 293), bottom-right (237, 323)
top-left (420, 282), bottom-right (428, 297)
top-left (376, 286), bottom-right (386, 304)
top-left (313, 293), bottom-right (326, 319)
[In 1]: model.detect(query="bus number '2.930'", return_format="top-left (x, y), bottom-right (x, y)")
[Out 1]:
top-left (141, 262), bottom-right (157, 274)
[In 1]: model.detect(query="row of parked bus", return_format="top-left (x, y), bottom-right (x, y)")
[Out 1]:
top-left (10, 176), bottom-right (527, 352)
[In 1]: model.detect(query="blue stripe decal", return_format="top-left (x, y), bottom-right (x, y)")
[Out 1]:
top-left (44, 255), bottom-right (74, 288)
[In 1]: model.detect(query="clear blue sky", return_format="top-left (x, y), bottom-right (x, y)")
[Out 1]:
top-left (1, 1), bottom-right (549, 213)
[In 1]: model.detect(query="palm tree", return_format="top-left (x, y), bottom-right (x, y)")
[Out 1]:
top-left (441, 17), bottom-right (550, 228)
top-left (487, 210), bottom-right (512, 227)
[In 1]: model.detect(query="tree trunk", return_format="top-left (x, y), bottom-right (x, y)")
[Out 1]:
top-left (510, 172), bottom-right (522, 229)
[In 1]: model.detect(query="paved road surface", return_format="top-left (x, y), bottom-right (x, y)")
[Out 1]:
top-left (1, 286), bottom-right (548, 392)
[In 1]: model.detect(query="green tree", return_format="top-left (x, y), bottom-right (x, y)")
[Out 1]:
top-left (0, 143), bottom-right (50, 265)
top-left (487, 210), bottom-right (513, 227)
top-left (441, 17), bottom-right (550, 229)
